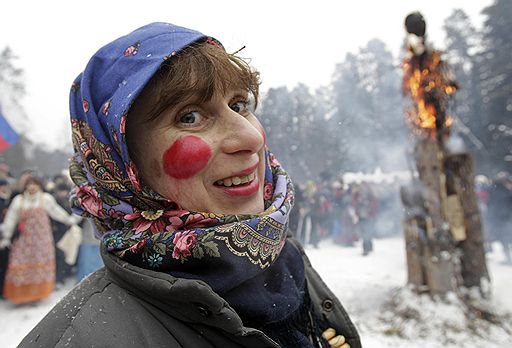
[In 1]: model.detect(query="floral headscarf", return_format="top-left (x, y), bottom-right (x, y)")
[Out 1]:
top-left (69, 22), bottom-right (307, 331)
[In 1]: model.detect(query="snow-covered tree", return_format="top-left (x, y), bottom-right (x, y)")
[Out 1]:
top-left (477, 0), bottom-right (512, 174)
top-left (0, 46), bottom-right (28, 133)
top-left (331, 39), bottom-right (407, 172)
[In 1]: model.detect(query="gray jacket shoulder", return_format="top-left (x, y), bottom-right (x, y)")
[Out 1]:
top-left (18, 270), bottom-right (183, 348)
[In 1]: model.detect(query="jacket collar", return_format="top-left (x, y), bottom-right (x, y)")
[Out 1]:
top-left (100, 245), bottom-right (278, 348)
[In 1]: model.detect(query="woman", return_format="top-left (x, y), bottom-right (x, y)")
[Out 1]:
top-left (19, 23), bottom-right (360, 348)
top-left (0, 176), bottom-right (80, 304)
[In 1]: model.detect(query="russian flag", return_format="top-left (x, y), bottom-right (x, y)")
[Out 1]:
top-left (0, 108), bottom-right (19, 152)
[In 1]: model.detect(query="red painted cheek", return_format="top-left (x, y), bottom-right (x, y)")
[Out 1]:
top-left (162, 135), bottom-right (212, 180)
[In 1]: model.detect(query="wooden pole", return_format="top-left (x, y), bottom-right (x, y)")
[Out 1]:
top-left (413, 139), bottom-right (458, 294)
top-left (444, 153), bottom-right (490, 291)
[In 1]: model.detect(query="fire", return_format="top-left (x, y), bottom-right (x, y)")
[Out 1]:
top-left (403, 50), bottom-right (457, 138)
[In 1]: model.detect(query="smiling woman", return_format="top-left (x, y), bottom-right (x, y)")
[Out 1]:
top-left (17, 22), bottom-right (360, 348)
top-left (126, 43), bottom-right (265, 214)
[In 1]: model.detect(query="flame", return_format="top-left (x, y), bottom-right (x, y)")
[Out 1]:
top-left (403, 50), bottom-right (457, 138)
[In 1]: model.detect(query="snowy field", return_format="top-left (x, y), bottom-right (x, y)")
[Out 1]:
top-left (1, 236), bottom-right (511, 347)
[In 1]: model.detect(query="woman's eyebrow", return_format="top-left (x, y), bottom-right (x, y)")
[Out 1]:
top-left (170, 93), bottom-right (208, 109)
top-left (148, 93), bottom-right (204, 121)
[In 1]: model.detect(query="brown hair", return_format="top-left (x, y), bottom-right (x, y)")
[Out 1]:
top-left (23, 176), bottom-right (44, 192)
top-left (143, 41), bottom-right (260, 123)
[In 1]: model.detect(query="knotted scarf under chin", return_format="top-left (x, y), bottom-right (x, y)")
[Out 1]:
top-left (70, 138), bottom-right (312, 344)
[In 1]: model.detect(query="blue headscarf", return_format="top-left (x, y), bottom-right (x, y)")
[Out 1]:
top-left (69, 22), bottom-right (315, 346)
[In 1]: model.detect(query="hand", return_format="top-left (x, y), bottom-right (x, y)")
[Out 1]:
top-left (322, 328), bottom-right (350, 348)
top-left (70, 215), bottom-right (83, 225)
top-left (0, 238), bottom-right (10, 249)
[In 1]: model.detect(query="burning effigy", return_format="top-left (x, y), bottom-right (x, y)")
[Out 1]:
top-left (403, 32), bottom-right (457, 141)
top-left (400, 12), bottom-right (489, 299)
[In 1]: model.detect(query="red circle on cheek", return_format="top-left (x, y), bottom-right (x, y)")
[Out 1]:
top-left (162, 135), bottom-right (212, 180)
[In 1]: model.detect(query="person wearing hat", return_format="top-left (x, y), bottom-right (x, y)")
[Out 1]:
top-left (18, 23), bottom-right (360, 348)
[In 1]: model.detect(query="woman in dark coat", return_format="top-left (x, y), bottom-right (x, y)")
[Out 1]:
top-left (19, 22), bottom-right (360, 348)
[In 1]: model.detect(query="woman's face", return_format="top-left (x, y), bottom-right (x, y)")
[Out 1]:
top-left (25, 182), bottom-right (41, 195)
top-left (128, 87), bottom-right (266, 215)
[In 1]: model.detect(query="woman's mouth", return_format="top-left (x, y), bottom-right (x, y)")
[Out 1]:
top-left (215, 172), bottom-right (256, 187)
top-left (214, 167), bottom-right (260, 197)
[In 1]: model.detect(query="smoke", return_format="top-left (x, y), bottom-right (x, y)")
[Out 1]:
top-left (445, 133), bottom-right (467, 155)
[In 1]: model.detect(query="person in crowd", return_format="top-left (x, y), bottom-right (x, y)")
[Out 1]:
top-left (309, 181), bottom-right (332, 249)
top-left (51, 181), bottom-right (76, 285)
top-left (488, 172), bottom-right (512, 264)
top-left (301, 180), bottom-right (318, 245)
top-left (288, 183), bottom-right (305, 243)
top-left (75, 218), bottom-right (103, 281)
top-left (475, 174), bottom-right (493, 252)
top-left (330, 179), bottom-right (345, 245)
top-left (0, 177), bottom-right (12, 298)
top-left (18, 23), bottom-right (360, 348)
top-left (0, 175), bottom-right (80, 304)
top-left (351, 182), bottom-right (379, 256)
top-left (339, 183), bottom-right (358, 247)
top-left (9, 170), bottom-right (35, 200)
top-left (0, 163), bottom-right (12, 181)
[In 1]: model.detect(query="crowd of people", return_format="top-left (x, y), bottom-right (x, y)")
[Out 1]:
top-left (290, 173), bottom-right (383, 256)
top-left (0, 166), bottom-right (103, 305)
top-left (289, 170), bottom-right (512, 263)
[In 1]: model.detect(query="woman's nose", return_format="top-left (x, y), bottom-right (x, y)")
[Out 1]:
top-left (219, 109), bottom-right (264, 155)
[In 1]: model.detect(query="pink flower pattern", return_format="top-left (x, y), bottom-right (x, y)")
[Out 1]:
top-left (264, 182), bottom-right (273, 200)
top-left (172, 231), bottom-right (198, 259)
top-left (129, 238), bottom-right (147, 253)
top-left (76, 185), bottom-right (104, 218)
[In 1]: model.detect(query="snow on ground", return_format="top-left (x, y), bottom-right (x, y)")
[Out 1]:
top-left (1, 236), bottom-right (511, 347)
top-left (306, 237), bottom-right (512, 348)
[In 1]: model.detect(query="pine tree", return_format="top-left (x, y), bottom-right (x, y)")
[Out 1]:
top-left (477, 0), bottom-right (512, 174)
top-left (443, 9), bottom-right (487, 174)
top-left (0, 46), bottom-right (28, 171)
top-left (331, 39), bottom-right (406, 172)
top-left (0, 46), bottom-right (28, 132)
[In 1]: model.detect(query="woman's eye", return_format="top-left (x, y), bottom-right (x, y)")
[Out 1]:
top-left (178, 111), bottom-right (202, 125)
top-left (230, 100), bottom-right (248, 114)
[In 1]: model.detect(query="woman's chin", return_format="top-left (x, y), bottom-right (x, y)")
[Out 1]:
top-left (211, 197), bottom-right (264, 215)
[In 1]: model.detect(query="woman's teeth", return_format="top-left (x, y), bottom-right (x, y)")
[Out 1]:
top-left (216, 172), bottom-right (255, 187)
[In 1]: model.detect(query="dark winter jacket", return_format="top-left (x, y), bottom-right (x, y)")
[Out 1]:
top-left (18, 238), bottom-right (361, 348)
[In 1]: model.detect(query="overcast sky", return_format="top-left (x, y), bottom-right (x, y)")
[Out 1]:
top-left (0, 0), bottom-right (492, 149)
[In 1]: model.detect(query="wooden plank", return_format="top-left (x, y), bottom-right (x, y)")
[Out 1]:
top-left (444, 153), bottom-right (489, 290)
